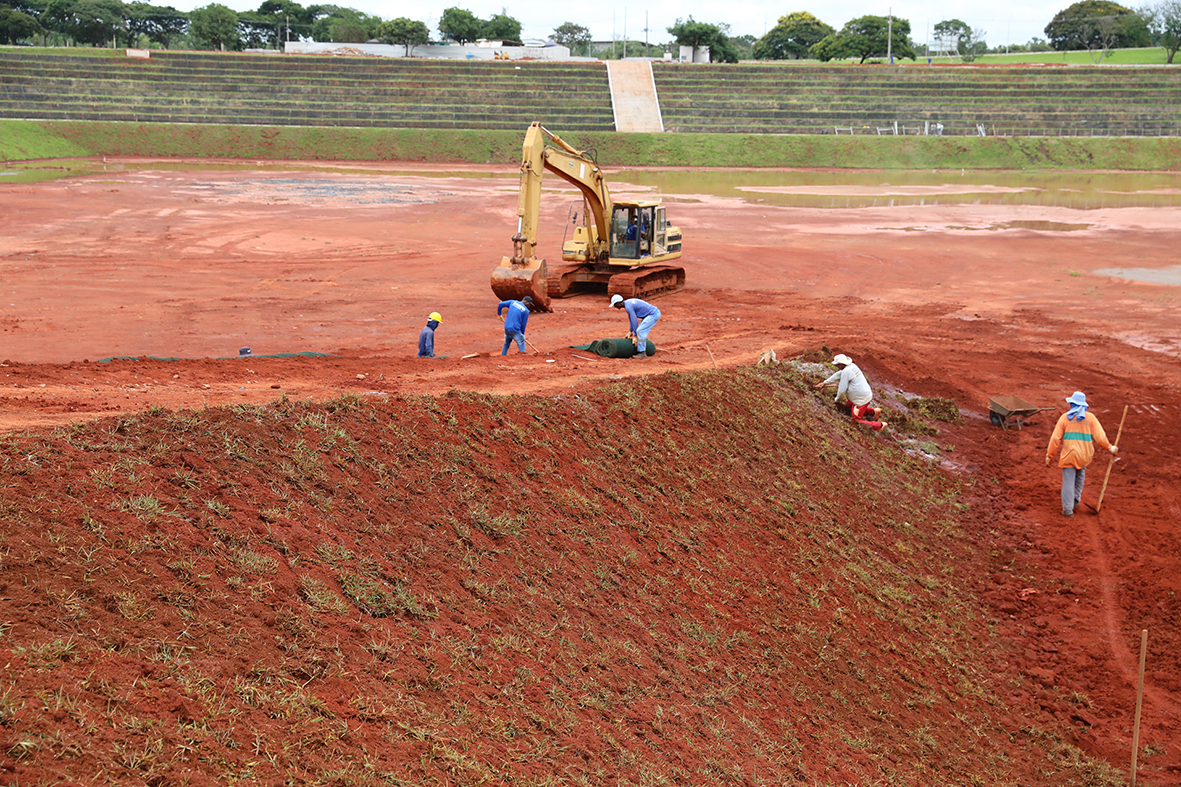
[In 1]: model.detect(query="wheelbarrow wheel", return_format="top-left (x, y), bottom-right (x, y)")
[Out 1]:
top-left (990, 412), bottom-right (1003, 427)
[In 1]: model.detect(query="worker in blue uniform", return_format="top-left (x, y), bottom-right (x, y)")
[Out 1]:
top-left (497, 296), bottom-right (533, 355)
top-left (609, 294), bottom-right (660, 358)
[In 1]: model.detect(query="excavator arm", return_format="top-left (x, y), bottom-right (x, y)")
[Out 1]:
top-left (517, 124), bottom-right (613, 261)
top-left (493, 123), bottom-right (613, 309)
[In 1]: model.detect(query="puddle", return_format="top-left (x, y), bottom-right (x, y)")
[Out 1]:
top-left (619, 168), bottom-right (1181, 209)
top-left (7, 159), bottom-right (1181, 211)
top-left (1094, 266), bottom-right (1181, 286)
top-left (988, 221), bottom-right (1092, 231)
top-left (186, 178), bottom-right (451, 205)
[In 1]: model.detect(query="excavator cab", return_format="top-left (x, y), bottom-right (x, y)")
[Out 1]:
top-left (610, 204), bottom-right (657, 260)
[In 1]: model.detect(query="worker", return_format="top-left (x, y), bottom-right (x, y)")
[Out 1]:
top-left (813, 354), bottom-right (887, 431)
top-left (1045, 391), bottom-right (1118, 517)
top-left (609, 294), bottom-right (659, 358)
top-left (417, 311), bottom-right (442, 358)
top-left (497, 295), bottom-right (533, 355)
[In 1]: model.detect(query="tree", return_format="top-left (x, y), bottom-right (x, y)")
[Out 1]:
top-left (379, 16), bottom-right (428, 55)
top-left (932, 18), bottom-right (968, 54)
top-left (247, 0), bottom-right (311, 47)
top-left (810, 15), bottom-right (917, 62)
top-left (237, 11), bottom-right (278, 47)
top-left (1044, 0), bottom-right (1151, 50)
top-left (667, 17), bottom-right (738, 62)
top-left (125, 1), bottom-right (188, 47)
top-left (0, 5), bottom-right (43, 42)
top-left (5, 0), bottom-right (48, 15)
top-left (933, 18), bottom-right (987, 60)
top-left (731, 33), bottom-right (756, 59)
top-left (438, 6), bottom-right (479, 43)
top-left (189, 2), bottom-right (238, 49)
top-left (551, 21), bottom-right (590, 53)
top-left (308, 6), bottom-right (379, 42)
top-left (1140, 0), bottom-right (1181, 62)
top-left (42, 0), bottom-right (127, 46)
top-left (482, 12), bottom-right (520, 41)
top-left (752, 11), bottom-right (833, 59)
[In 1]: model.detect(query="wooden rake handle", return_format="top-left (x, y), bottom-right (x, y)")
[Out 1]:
top-left (1095, 404), bottom-right (1129, 514)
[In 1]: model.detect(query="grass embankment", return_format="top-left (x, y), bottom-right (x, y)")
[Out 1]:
top-left (4, 118), bottom-right (1181, 170)
top-left (0, 366), bottom-right (1120, 785)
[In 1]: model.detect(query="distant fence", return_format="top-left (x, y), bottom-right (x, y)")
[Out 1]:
top-left (835, 123), bottom-right (1181, 137)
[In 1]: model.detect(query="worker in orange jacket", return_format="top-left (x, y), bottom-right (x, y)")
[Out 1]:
top-left (1045, 391), bottom-right (1118, 517)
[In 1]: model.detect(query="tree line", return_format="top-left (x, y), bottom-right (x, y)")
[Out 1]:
top-left (0, 1), bottom-right (540, 52)
top-left (1, 0), bottom-right (1177, 65)
top-left (752, 1), bottom-right (1181, 65)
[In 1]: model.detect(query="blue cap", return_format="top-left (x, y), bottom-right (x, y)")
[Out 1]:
top-left (1066, 391), bottom-right (1087, 406)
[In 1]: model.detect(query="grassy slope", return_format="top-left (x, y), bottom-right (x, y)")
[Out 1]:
top-left (4, 119), bottom-right (1181, 170)
top-left (0, 367), bottom-right (1119, 785)
top-left (0, 120), bottom-right (92, 161)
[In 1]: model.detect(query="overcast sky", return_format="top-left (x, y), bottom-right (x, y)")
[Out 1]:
top-left (172, 0), bottom-right (1066, 51)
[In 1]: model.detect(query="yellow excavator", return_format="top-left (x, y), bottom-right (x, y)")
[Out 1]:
top-left (490, 122), bottom-right (684, 311)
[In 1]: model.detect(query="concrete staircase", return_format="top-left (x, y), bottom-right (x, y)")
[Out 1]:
top-left (607, 61), bottom-right (662, 133)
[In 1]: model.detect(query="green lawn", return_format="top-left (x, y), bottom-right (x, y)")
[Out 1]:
top-left (0, 44), bottom-right (130, 57)
top-left (971, 47), bottom-right (1170, 65)
top-left (728, 47), bottom-right (1173, 66)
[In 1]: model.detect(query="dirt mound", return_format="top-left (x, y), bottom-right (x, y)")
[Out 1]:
top-left (2, 160), bottom-right (1180, 783)
top-left (0, 369), bottom-right (1124, 785)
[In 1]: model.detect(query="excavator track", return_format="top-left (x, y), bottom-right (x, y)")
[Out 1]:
top-left (546, 262), bottom-right (612, 299)
top-left (605, 265), bottom-right (686, 300)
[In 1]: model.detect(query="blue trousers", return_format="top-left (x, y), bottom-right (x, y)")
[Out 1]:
top-left (1062, 467), bottom-right (1087, 515)
top-left (635, 311), bottom-right (660, 353)
top-left (502, 330), bottom-right (525, 355)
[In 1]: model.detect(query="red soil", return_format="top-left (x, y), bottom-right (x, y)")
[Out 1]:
top-left (1, 159), bottom-right (1180, 782)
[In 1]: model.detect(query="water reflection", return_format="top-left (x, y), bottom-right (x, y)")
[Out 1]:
top-left (616, 169), bottom-right (1181, 210)
top-left (5, 159), bottom-right (1181, 209)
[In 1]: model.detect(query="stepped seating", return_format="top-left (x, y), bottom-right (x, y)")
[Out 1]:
top-left (652, 63), bottom-right (1181, 136)
top-left (4, 51), bottom-right (1181, 136)
top-left (0, 51), bottom-right (615, 130)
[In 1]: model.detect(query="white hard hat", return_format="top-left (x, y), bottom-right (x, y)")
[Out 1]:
top-left (833, 354), bottom-right (852, 366)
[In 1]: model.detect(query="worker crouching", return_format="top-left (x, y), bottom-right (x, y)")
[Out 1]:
top-left (418, 311), bottom-right (442, 358)
top-left (609, 294), bottom-right (660, 358)
top-left (813, 354), bottom-right (887, 432)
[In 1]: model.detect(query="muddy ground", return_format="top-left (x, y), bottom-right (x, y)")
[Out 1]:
top-left (1, 160), bottom-right (1180, 781)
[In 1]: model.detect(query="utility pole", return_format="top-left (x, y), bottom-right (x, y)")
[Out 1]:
top-left (887, 7), bottom-right (893, 64)
top-left (645, 11), bottom-right (648, 55)
top-left (623, 9), bottom-right (627, 59)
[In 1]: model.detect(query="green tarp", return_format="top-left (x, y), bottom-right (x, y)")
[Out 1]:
top-left (571, 338), bottom-right (656, 358)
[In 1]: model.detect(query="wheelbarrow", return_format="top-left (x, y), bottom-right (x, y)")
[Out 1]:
top-left (988, 395), bottom-right (1053, 431)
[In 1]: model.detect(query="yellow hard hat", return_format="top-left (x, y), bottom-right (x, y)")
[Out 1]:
top-left (428, 311), bottom-right (442, 323)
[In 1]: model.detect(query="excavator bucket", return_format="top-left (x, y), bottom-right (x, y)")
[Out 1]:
top-left (491, 257), bottom-right (552, 311)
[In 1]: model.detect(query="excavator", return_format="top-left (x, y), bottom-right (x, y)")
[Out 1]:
top-left (490, 122), bottom-right (684, 311)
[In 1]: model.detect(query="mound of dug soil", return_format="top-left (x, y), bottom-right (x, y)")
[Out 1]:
top-left (0, 368), bottom-right (1120, 785)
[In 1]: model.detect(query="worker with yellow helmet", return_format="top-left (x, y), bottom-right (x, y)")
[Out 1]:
top-left (418, 311), bottom-right (443, 358)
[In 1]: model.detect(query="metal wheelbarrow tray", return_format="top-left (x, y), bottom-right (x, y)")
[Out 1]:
top-left (988, 395), bottom-right (1053, 431)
